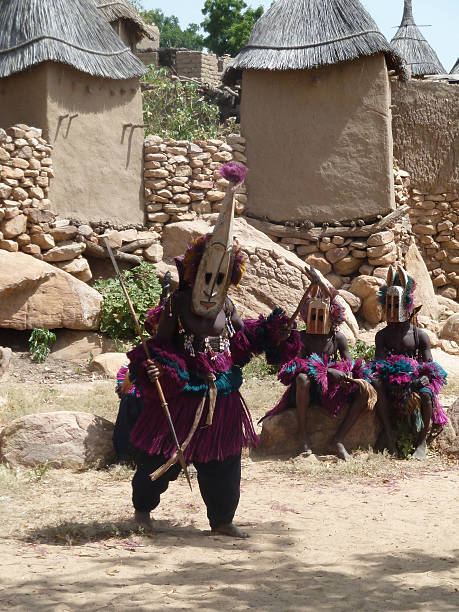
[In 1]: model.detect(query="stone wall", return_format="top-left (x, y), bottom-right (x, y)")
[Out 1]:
top-left (151, 49), bottom-right (233, 85)
top-left (408, 187), bottom-right (458, 300)
top-left (144, 134), bottom-right (247, 232)
top-left (0, 124), bottom-right (162, 283)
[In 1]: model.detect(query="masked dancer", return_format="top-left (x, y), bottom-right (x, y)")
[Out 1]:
top-left (126, 163), bottom-right (299, 537)
top-left (372, 265), bottom-right (447, 459)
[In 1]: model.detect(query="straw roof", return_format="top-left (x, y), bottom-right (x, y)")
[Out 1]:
top-left (92, 1), bottom-right (159, 44)
top-left (0, 0), bottom-right (147, 80)
top-left (224, 0), bottom-right (406, 85)
top-left (451, 59), bottom-right (459, 75)
top-left (390, 0), bottom-right (445, 77)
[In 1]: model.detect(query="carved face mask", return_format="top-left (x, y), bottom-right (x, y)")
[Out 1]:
top-left (386, 286), bottom-right (408, 322)
top-left (191, 186), bottom-right (235, 319)
top-left (306, 296), bottom-right (331, 334)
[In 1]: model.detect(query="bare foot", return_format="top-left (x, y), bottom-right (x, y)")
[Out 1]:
top-left (335, 441), bottom-right (351, 462)
top-left (412, 440), bottom-right (427, 460)
top-left (211, 523), bottom-right (249, 539)
top-left (299, 437), bottom-right (313, 456)
top-left (134, 510), bottom-right (153, 530)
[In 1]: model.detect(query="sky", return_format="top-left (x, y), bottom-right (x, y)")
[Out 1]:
top-left (141, 0), bottom-right (458, 72)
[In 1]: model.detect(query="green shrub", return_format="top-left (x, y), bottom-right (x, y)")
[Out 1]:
top-left (142, 66), bottom-right (222, 140)
top-left (94, 262), bottom-right (161, 341)
top-left (29, 328), bottom-right (56, 363)
top-left (350, 340), bottom-right (375, 361)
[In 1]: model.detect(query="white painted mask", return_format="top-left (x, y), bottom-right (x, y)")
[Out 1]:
top-left (191, 187), bottom-right (235, 319)
top-left (386, 286), bottom-right (408, 322)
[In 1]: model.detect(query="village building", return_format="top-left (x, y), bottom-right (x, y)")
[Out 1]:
top-left (390, 0), bottom-right (445, 78)
top-left (92, 0), bottom-right (159, 53)
top-left (0, 0), bottom-right (147, 226)
top-left (224, 0), bottom-right (406, 226)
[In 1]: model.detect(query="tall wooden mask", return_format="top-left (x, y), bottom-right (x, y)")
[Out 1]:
top-left (191, 187), bottom-right (235, 319)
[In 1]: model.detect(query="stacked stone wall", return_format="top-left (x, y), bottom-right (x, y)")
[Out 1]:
top-left (408, 188), bottom-right (459, 300)
top-left (144, 134), bottom-right (247, 232)
top-left (0, 124), bottom-right (163, 282)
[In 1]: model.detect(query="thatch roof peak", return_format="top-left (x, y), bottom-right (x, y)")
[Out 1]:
top-left (400, 0), bottom-right (415, 26)
top-left (390, 0), bottom-right (445, 76)
top-left (0, 0), bottom-right (147, 80)
top-left (451, 58), bottom-right (459, 75)
top-left (92, 1), bottom-right (159, 43)
top-left (224, 0), bottom-right (406, 85)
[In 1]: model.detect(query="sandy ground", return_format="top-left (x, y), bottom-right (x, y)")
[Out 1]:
top-left (0, 460), bottom-right (458, 611)
top-left (0, 347), bottom-right (458, 611)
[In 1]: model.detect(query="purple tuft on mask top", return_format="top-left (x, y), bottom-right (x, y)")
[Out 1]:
top-left (219, 162), bottom-right (248, 185)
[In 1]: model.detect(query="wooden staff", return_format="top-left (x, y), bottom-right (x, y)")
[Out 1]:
top-left (103, 238), bottom-right (192, 492)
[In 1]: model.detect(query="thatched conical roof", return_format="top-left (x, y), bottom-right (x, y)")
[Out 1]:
top-left (451, 58), bottom-right (459, 75)
top-left (92, 1), bottom-right (159, 44)
top-left (0, 0), bottom-right (147, 80)
top-left (224, 0), bottom-right (406, 85)
top-left (390, 0), bottom-right (445, 76)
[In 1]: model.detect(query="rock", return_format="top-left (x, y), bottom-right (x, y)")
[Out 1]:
top-left (333, 256), bottom-right (361, 275)
top-left (325, 272), bottom-right (344, 289)
top-left (52, 331), bottom-right (116, 362)
top-left (404, 242), bottom-right (439, 320)
top-left (367, 250), bottom-right (397, 266)
top-left (437, 295), bottom-right (459, 314)
top-left (2, 214), bottom-right (27, 238)
top-left (88, 353), bottom-right (127, 378)
top-left (42, 242), bottom-right (85, 263)
top-left (366, 242), bottom-right (394, 258)
top-left (144, 243), bottom-right (163, 263)
top-left (361, 293), bottom-right (384, 325)
top-left (160, 217), bottom-right (358, 337)
top-left (0, 239), bottom-right (18, 252)
top-left (49, 225), bottom-right (78, 242)
top-left (0, 346), bottom-right (13, 380)
top-left (325, 247), bottom-right (349, 264)
top-left (438, 286), bottom-right (457, 300)
top-left (21, 243), bottom-right (41, 257)
top-left (439, 314), bottom-right (459, 343)
top-left (439, 339), bottom-right (459, 356)
top-left (339, 289), bottom-right (362, 313)
top-left (367, 230), bottom-right (394, 247)
top-left (373, 267), bottom-right (390, 280)
top-left (303, 254), bottom-right (332, 276)
top-left (54, 256), bottom-right (92, 281)
top-left (0, 251), bottom-right (101, 330)
top-left (349, 275), bottom-right (384, 299)
top-left (30, 233), bottom-right (55, 250)
top-left (423, 329), bottom-right (439, 348)
top-left (0, 412), bottom-right (115, 468)
top-left (254, 404), bottom-right (382, 457)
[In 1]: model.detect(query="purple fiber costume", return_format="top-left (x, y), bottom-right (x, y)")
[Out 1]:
top-left (127, 306), bottom-right (300, 528)
top-left (128, 313), bottom-right (300, 462)
top-left (262, 354), bottom-right (372, 421)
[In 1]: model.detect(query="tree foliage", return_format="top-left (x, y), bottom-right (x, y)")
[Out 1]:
top-left (201, 0), bottom-right (264, 57)
top-left (142, 8), bottom-right (204, 50)
top-left (142, 67), bottom-right (222, 140)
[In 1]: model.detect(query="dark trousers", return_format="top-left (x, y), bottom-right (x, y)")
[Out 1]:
top-left (132, 452), bottom-right (241, 529)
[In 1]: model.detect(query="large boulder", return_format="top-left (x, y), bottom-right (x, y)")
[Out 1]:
top-left (439, 314), bottom-right (459, 343)
top-left (254, 404), bottom-right (382, 457)
top-left (51, 331), bottom-right (116, 363)
top-left (88, 352), bottom-right (127, 378)
top-left (404, 242), bottom-right (439, 320)
top-left (0, 411), bottom-right (115, 468)
top-left (160, 217), bottom-right (359, 339)
top-left (0, 251), bottom-right (102, 330)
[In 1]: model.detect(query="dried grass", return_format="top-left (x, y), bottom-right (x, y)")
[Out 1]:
top-left (0, 382), bottom-right (118, 426)
top-left (390, 0), bottom-right (445, 76)
top-left (0, 0), bottom-right (147, 79)
top-left (225, 0), bottom-right (407, 84)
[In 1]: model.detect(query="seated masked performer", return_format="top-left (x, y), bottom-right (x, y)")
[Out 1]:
top-left (126, 163), bottom-right (300, 538)
top-left (261, 279), bottom-right (374, 461)
top-left (372, 265), bottom-right (447, 459)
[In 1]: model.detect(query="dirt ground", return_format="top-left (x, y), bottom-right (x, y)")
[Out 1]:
top-left (0, 349), bottom-right (458, 611)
